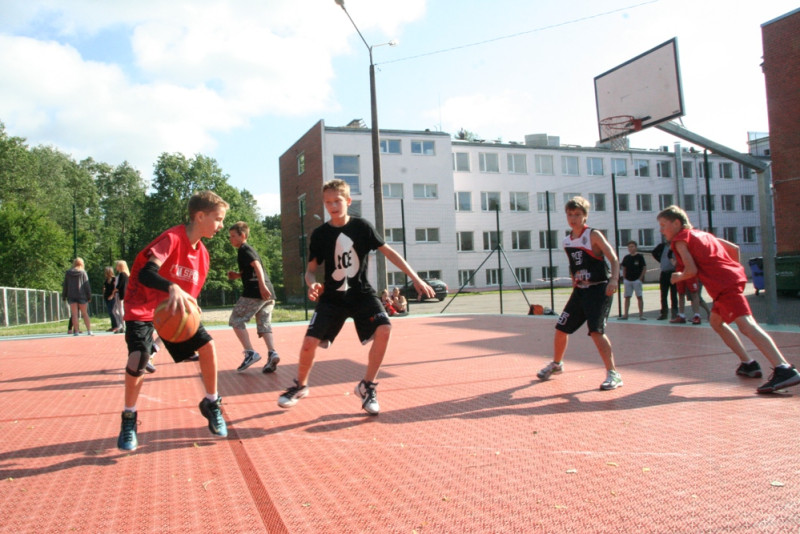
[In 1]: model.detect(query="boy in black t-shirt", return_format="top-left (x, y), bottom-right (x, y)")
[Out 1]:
top-left (227, 221), bottom-right (280, 373)
top-left (277, 179), bottom-right (435, 415)
top-left (620, 241), bottom-right (647, 320)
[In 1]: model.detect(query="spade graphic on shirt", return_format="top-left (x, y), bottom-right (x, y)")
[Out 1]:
top-left (332, 233), bottom-right (359, 292)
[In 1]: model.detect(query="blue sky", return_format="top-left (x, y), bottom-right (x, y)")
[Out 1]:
top-left (1, 0), bottom-right (796, 216)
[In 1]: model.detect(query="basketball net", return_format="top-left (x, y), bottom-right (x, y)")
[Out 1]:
top-left (600, 115), bottom-right (643, 151)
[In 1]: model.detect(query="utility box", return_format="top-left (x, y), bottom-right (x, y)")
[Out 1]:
top-left (775, 255), bottom-right (800, 295)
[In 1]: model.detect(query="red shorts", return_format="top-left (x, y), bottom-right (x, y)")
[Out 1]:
top-left (676, 277), bottom-right (699, 295)
top-left (712, 285), bottom-right (752, 324)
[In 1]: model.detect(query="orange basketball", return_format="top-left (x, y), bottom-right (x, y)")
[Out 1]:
top-left (153, 299), bottom-right (201, 343)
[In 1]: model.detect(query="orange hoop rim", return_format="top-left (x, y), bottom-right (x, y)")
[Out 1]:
top-left (600, 115), bottom-right (644, 132)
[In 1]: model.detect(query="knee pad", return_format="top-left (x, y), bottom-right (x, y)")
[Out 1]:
top-left (125, 351), bottom-right (150, 377)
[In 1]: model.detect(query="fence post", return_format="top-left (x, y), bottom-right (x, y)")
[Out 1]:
top-left (2, 288), bottom-right (7, 327)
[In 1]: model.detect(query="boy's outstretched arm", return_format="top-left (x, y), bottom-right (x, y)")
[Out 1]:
top-left (379, 244), bottom-right (435, 299)
top-left (670, 241), bottom-right (698, 284)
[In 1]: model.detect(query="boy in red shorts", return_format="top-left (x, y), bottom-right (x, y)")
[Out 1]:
top-left (117, 191), bottom-right (230, 450)
top-left (672, 276), bottom-right (709, 325)
top-left (658, 205), bottom-right (800, 393)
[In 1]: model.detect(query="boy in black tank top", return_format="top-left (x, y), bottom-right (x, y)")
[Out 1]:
top-left (536, 196), bottom-right (624, 390)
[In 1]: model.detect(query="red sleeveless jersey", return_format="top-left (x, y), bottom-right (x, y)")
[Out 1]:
top-left (670, 228), bottom-right (745, 300)
top-left (124, 225), bottom-right (209, 322)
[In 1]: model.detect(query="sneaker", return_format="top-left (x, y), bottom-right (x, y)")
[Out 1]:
top-left (198, 397), bottom-right (228, 437)
top-left (691, 315), bottom-right (702, 325)
top-left (278, 379), bottom-right (309, 408)
top-left (262, 351), bottom-right (280, 374)
top-left (186, 353), bottom-right (199, 362)
top-left (657, 313), bottom-right (668, 321)
top-left (600, 370), bottom-right (623, 390)
top-left (618, 316), bottom-right (628, 321)
top-left (145, 356), bottom-right (156, 374)
top-left (237, 350), bottom-right (262, 372)
top-left (639, 316), bottom-right (647, 321)
top-left (73, 331), bottom-right (80, 336)
top-left (117, 411), bottom-right (138, 451)
top-left (354, 379), bottom-right (380, 415)
top-left (670, 315), bottom-right (686, 324)
top-left (757, 365), bottom-right (800, 394)
top-left (736, 360), bottom-right (762, 378)
top-left (87, 331), bottom-right (94, 336)
top-left (67, 328), bottom-right (73, 335)
top-left (537, 361), bottom-right (563, 381)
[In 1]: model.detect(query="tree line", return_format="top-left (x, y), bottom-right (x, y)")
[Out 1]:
top-left (0, 121), bottom-right (283, 302)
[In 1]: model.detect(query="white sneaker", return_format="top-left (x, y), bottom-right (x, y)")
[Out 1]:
top-left (236, 350), bottom-right (261, 372)
top-left (278, 380), bottom-right (309, 408)
top-left (600, 370), bottom-right (623, 390)
top-left (354, 380), bottom-right (380, 415)
top-left (537, 361), bottom-right (563, 381)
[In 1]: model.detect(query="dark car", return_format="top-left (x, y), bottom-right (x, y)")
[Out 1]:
top-left (399, 278), bottom-right (448, 302)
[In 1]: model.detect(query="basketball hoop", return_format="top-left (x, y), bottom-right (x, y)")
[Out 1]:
top-left (600, 115), bottom-right (644, 151)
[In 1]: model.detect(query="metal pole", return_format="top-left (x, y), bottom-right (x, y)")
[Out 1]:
top-left (496, 205), bottom-right (503, 314)
top-left (703, 150), bottom-right (713, 233)
top-left (546, 191), bottom-right (555, 313)
top-left (369, 58), bottom-right (387, 292)
top-left (611, 172), bottom-right (621, 317)
top-left (299, 199), bottom-right (308, 320)
top-left (400, 198), bottom-right (409, 313)
top-left (757, 166), bottom-right (778, 324)
top-left (73, 203), bottom-right (78, 259)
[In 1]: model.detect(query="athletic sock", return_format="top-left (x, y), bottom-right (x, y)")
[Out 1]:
top-left (124, 406), bottom-right (136, 413)
top-left (777, 363), bottom-right (791, 369)
top-left (205, 393), bottom-right (219, 402)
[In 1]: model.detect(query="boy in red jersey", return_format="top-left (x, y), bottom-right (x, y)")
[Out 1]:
top-left (117, 191), bottom-right (229, 451)
top-left (536, 196), bottom-right (623, 390)
top-left (658, 205), bottom-right (800, 393)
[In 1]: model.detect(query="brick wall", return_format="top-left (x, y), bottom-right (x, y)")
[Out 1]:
top-left (762, 9), bottom-right (800, 255)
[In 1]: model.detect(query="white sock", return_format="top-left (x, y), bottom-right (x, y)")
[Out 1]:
top-left (124, 406), bottom-right (136, 413)
top-left (205, 393), bottom-right (218, 402)
top-left (777, 363), bottom-right (791, 369)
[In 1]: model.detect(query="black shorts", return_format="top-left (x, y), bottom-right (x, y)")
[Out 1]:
top-left (306, 293), bottom-right (391, 348)
top-left (555, 283), bottom-right (612, 335)
top-left (125, 320), bottom-right (213, 362)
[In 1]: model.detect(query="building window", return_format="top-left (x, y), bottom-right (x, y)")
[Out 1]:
top-left (388, 272), bottom-right (406, 287)
top-left (701, 195), bottom-right (715, 211)
top-left (380, 139), bottom-right (401, 154)
top-left (638, 228), bottom-right (654, 247)
top-left (297, 152), bottom-right (305, 175)
top-left (507, 153), bottom-right (527, 174)
top-left (455, 191), bottom-right (472, 211)
top-left (384, 228), bottom-right (404, 243)
top-left (511, 230), bottom-right (531, 250)
top-left (483, 231), bottom-right (502, 250)
top-left (698, 162), bottom-right (712, 179)
top-left (479, 153), bottom-right (500, 173)
top-left (457, 231), bottom-right (474, 251)
top-left (587, 157), bottom-right (604, 176)
top-left (659, 194), bottom-right (674, 210)
top-left (411, 140), bottom-right (435, 155)
top-left (486, 269), bottom-right (502, 286)
top-left (537, 192), bottom-right (556, 212)
top-left (657, 161), bottom-right (672, 178)
top-left (633, 159), bottom-right (650, 177)
top-left (481, 191), bottom-right (501, 211)
top-left (682, 160), bottom-right (693, 178)
top-left (415, 227), bottom-right (440, 243)
top-left (618, 229), bottom-right (631, 245)
top-left (723, 227), bottom-right (738, 242)
top-left (590, 193), bottom-right (606, 212)
top-left (617, 193), bottom-right (629, 212)
top-left (542, 266), bottom-right (559, 280)
top-left (418, 270), bottom-right (442, 280)
top-left (383, 183), bottom-right (403, 198)
top-left (459, 270), bottom-right (476, 287)
top-left (509, 192), bottom-right (529, 212)
top-left (611, 158), bottom-right (627, 177)
top-left (539, 230), bottom-right (558, 249)
top-left (721, 194), bottom-right (735, 211)
top-left (742, 226), bottom-right (757, 243)
top-left (741, 195), bottom-right (754, 211)
top-left (535, 154), bottom-right (554, 175)
top-left (515, 267), bottom-right (532, 284)
top-left (636, 194), bottom-right (652, 211)
top-left (563, 192), bottom-right (581, 205)
top-left (562, 155), bottom-right (579, 176)
top-left (333, 155), bottom-right (360, 194)
top-left (413, 183), bottom-right (438, 199)
top-left (453, 152), bottom-right (470, 172)
top-left (719, 162), bottom-right (734, 179)
top-left (684, 194), bottom-right (695, 212)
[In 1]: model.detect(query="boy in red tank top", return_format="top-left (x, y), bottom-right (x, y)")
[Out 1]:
top-left (658, 205), bottom-right (800, 394)
top-left (117, 191), bottom-right (230, 450)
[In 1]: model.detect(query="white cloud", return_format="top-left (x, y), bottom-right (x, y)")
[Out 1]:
top-left (253, 191), bottom-right (281, 217)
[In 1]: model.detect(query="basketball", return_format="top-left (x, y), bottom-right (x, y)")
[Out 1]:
top-left (153, 299), bottom-right (201, 343)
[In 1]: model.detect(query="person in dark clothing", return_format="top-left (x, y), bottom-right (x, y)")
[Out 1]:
top-left (63, 257), bottom-right (93, 336)
top-left (104, 266), bottom-right (119, 331)
top-left (652, 241), bottom-right (678, 320)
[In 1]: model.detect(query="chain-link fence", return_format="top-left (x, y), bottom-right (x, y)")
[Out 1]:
top-left (0, 287), bottom-right (107, 327)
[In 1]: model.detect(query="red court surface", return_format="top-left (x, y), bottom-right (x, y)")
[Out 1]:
top-left (2, 315), bottom-right (800, 533)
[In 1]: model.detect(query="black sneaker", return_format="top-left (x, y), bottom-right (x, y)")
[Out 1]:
top-left (117, 411), bottom-right (138, 451)
top-left (278, 379), bottom-right (309, 408)
top-left (262, 351), bottom-right (280, 374)
top-left (757, 365), bottom-right (800, 394)
top-left (199, 397), bottom-right (228, 436)
top-left (735, 360), bottom-right (762, 378)
top-left (237, 350), bottom-right (262, 372)
top-left (354, 379), bottom-right (380, 415)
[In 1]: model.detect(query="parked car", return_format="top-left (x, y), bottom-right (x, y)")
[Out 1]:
top-left (399, 278), bottom-right (448, 302)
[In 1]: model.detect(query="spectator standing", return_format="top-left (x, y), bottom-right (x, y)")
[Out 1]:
top-left (652, 241), bottom-right (678, 320)
top-left (63, 257), bottom-right (93, 336)
top-left (620, 241), bottom-right (647, 320)
top-left (103, 266), bottom-right (119, 332)
top-left (112, 260), bottom-right (129, 333)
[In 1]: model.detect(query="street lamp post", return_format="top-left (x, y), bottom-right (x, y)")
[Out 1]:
top-left (335, 0), bottom-right (397, 292)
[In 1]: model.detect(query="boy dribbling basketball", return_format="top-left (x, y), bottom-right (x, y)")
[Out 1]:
top-left (117, 191), bottom-right (229, 451)
top-left (658, 205), bottom-right (800, 393)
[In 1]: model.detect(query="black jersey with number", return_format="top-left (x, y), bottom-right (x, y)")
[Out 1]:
top-left (308, 217), bottom-right (385, 303)
top-left (563, 226), bottom-right (609, 287)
